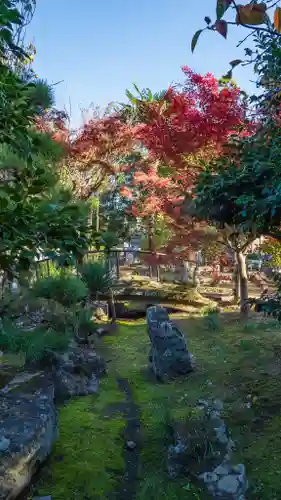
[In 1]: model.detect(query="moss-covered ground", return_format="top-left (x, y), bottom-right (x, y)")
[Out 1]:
top-left (32, 310), bottom-right (281, 499)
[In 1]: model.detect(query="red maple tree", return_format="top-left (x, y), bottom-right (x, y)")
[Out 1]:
top-left (37, 111), bottom-right (135, 201)
top-left (121, 67), bottom-right (245, 261)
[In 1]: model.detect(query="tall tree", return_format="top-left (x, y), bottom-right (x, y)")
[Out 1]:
top-left (120, 68), bottom-right (245, 271)
top-left (0, 0), bottom-right (90, 281)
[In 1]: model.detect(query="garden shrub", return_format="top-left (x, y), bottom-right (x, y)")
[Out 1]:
top-left (202, 306), bottom-right (222, 331)
top-left (80, 262), bottom-right (115, 299)
top-left (31, 274), bottom-right (88, 307)
top-left (73, 307), bottom-right (98, 342)
top-left (0, 319), bottom-right (70, 363)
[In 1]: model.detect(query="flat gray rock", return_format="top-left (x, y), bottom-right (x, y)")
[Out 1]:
top-left (32, 497), bottom-right (52, 500)
top-left (146, 305), bottom-right (193, 381)
top-left (0, 374), bottom-right (57, 500)
top-left (217, 475), bottom-right (240, 494)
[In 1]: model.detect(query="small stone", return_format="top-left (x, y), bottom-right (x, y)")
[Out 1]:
top-left (87, 375), bottom-right (99, 394)
top-left (174, 443), bottom-right (186, 454)
top-left (213, 464), bottom-right (231, 476)
top-left (32, 496), bottom-right (52, 500)
top-left (199, 471), bottom-right (218, 483)
top-left (227, 438), bottom-right (236, 452)
top-left (210, 410), bottom-right (221, 420)
top-left (0, 437), bottom-right (10, 452)
top-left (232, 463), bottom-right (245, 475)
top-left (215, 425), bottom-right (229, 444)
top-left (213, 399), bottom-right (224, 411)
top-left (207, 483), bottom-right (216, 493)
top-left (198, 399), bottom-right (208, 406)
top-left (217, 475), bottom-right (239, 494)
top-left (126, 440), bottom-right (137, 450)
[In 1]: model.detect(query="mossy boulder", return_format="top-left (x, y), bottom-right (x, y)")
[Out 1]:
top-left (0, 374), bottom-right (57, 500)
top-left (167, 400), bottom-right (248, 499)
top-left (167, 400), bottom-right (233, 478)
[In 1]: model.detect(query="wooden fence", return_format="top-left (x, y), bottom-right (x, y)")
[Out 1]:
top-left (34, 248), bottom-right (173, 283)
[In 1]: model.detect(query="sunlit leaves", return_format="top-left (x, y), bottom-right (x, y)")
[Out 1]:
top-left (236, 3), bottom-right (267, 26)
top-left (274, 7), bottom-right (281, 33)
top-left (0, 1), bottom-right (26, 60)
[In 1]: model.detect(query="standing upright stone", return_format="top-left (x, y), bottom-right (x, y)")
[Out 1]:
top-left (146, 305), bottom-right (193, 381)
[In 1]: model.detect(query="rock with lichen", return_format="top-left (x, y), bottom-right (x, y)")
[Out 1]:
top-left (26, 347), bottom-right (106, 399)
top-left (167, 399), bottom-right (248, 499)
top-left (146, 305), bottom-right (193, 381)
top-left (0, 374), bottom-right (57, 500)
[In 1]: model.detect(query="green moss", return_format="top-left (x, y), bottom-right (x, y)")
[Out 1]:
top-left (102, 321), bottom-right (204, 498)
top-left (35, 377), bottom-right (126, 500)
top-left (170, 406), bottom-right (202, 423)
top-left (101, 315), bottom-right (281, 498)
top-left (31, 311), bottom-right (281, 499)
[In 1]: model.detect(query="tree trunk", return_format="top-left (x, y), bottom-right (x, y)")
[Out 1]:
top-left (88, 205), bottom-right (93, 229)
top-left (156, 265), bottom-right (160, 282)
top-left (236, 251), bottom-right (249, 315)
top-left (148, 215), bottom-right (156, 279)
top-left (148, 216), bottom-right (154, 253)
top-left (116, 252), bottom-right (120, 280)
top-left (181, 261), bottom-right (190, 284)
top-left (192, 265), bottom-right (200, 290)
top-left (108, 288), bottom-right (116, 323)
top-left (232, 255), bottom-right (240, 303)
top-left (95, 197), bottom-right (100, 232)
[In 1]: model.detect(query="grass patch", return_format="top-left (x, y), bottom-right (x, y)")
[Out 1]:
top-left (29, 310), bottom-right (281, 498)
top-left (33, 377), bottom-right (126, 500)
top-left (100, 313), bottom-right (281, 498)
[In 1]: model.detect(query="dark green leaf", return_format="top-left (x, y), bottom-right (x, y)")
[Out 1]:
top-left (216, 0), bottom-right (231, 20)
top-left (0, 28), bottom-right (13, 45)
top-left (191, 29), bottom-right (203, 52)
top-left (221, 69), bottom-right (233, 81)
top-left (229, 59), bottom-right (242, 68)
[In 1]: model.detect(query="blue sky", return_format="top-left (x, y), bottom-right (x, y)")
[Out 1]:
top-left (27, 0), bottom-right (256, 127)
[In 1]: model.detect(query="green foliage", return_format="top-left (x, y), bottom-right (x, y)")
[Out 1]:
top-left (195, 117), bottom-right (281, 242)
top-left (116, 85), bottom-right (168, 125)
top-left (203, 306), bottom-right (222, 331)
top-left (0, 318), bottom-right (69, 363)
top-left (261, 239), bottom-right (281, 268)
top-left (0, 143), bottom-right (89, 279)
top-left (73, 307), bottom-right (98, 340)
top-left (80, 262), bottom-right (115, 298)
top-left (0, 1), bottom-right (26, 62)
top-left (141, 215), bottom-right (172, 251)
top-left (31, 275), bottom-right (88, 308)
top-left (0, 0), bottom-right (90, 281)
top-left (201, 232), bottom-right (225, 263)
top-left (191, 30), bottom-right (203, 52)
top-left (0, 66), bottom-right (40, 153)
top-left (100, 231), bottom-right (119, 251)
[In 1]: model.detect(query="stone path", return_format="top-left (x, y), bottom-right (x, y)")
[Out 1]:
top-left (109, 376), bottom-right (141, 500)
